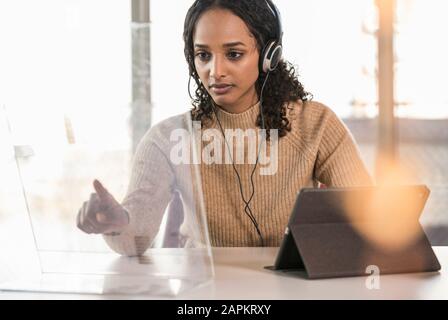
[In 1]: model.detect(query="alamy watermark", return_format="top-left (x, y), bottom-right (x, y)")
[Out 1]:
top-left (365, 265), bottom-right (381, 290)
top-left (170, 121), bottom-right (279, 176)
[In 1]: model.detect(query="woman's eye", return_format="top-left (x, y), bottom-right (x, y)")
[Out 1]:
top-left (227, 51), bottom-right (243, 60)
top-left (195, 51), bottom-right (242, 61)
top-left (196, 52), bottom-right (210, 61)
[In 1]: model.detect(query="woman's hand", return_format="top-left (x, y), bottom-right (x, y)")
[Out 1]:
top-left (76, 179), bottom-right (130, 235)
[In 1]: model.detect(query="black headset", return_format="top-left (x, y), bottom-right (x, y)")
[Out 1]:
top-left (260, 0), bottom-right (283, 74)
top-left (212, 0), bottom-right (283, 247)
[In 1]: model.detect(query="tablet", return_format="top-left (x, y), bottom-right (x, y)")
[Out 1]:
top-left (266, 185), bottom-right (441, 279)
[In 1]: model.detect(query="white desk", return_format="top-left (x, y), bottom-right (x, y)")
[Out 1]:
top-left (1, 247), bottom-right (446, 300)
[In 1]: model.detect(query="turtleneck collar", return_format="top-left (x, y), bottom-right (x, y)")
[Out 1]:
top-left (212, 100), bottom-right (261, 129)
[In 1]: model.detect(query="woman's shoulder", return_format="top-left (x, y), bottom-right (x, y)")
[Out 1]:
top-left (150, 112), bottom-right (191, 135)
top-left (286, 99), bottom-right (341, 133)
top-left (284, 99), bottom-right (349, 154)
top-left (136, 111), bottom-right (192, 152)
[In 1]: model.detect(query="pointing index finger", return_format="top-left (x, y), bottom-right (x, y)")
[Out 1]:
top-left (93, 179), bottom-right (111, 203)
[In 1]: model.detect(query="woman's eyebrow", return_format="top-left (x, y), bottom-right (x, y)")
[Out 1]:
top-left (194, 41), bottom-right (247, 49)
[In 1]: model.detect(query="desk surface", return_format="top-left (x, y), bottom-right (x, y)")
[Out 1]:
top-left (1, 247), bottom-right (446, 300)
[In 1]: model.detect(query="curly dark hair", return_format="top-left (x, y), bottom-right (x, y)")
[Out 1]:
top-left (183, 0), bottom-right (312, 138)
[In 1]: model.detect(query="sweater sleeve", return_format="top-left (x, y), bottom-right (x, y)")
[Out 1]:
top-left (102, 127), bottom-right (175, 256)
top-left (314, 106), bottom-right (374, 187)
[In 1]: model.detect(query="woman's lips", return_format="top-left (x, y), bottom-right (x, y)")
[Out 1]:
top-left (211, 85), bottom-right (234, 95)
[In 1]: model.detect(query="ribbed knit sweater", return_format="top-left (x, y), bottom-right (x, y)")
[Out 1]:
top-left (103, 100), bottom-right (373, 255)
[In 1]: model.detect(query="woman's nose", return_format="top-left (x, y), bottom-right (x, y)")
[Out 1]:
top-left (210, 56), bottom-right (227, 79)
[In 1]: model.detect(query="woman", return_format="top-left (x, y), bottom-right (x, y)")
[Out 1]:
top-left (76, 0), bottom-right (372, 255)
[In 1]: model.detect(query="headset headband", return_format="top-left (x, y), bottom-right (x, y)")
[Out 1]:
top-left (264, 0), bottom-right (283, 45)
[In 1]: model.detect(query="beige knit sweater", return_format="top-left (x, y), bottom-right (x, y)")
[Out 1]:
top-left (103, 100), bottom-right (373, 255)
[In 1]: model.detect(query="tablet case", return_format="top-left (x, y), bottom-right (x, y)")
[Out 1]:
top-left (266, 185), bottom-right (441, 279)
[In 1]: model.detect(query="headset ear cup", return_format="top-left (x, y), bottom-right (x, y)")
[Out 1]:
top-left (260, 41), bottom-right (275, 73)
top-left (270, 45), bottom-right (282, 70)
top-left (260, 42), bottom-right (283, 73)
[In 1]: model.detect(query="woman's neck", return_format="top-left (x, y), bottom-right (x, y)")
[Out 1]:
top-left (216, 99), bottom-right (260, 115)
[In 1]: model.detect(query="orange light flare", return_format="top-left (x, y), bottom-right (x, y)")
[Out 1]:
top-left (343, 158), bottom-right (424, 253)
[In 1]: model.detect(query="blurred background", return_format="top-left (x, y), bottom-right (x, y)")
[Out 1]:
top-left (0, 0), bottom-right (447, 249)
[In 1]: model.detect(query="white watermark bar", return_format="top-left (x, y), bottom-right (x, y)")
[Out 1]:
top-left (170, 121), bottom-right (279, 176)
